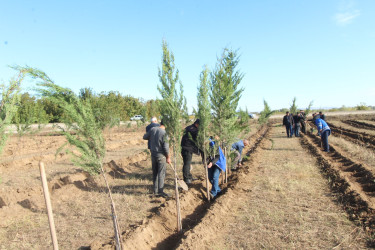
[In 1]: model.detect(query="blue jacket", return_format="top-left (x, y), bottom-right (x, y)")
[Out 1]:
top-left (315, 118), bottom-right (331, 135)
top-left (231, 140), bottom-right (245, 157)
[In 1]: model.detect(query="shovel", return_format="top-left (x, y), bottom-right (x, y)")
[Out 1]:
top-left (168, 163), bottom-right (189, 191)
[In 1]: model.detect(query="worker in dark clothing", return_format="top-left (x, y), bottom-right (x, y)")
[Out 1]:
top-left (300, 110), bottom-right (306, 134)
top-left (283, 111), bottom-right (294, 137)
top-left (146, 117), bottom-right (160, 149)
top-left (143, 120), bottom-right (171, 198)
top-left (319, 111), bottom-right (326, 121)
top-left (181, 119), bottom-right (200, 184)
top-left (293, 113), bottom-right (303, 137)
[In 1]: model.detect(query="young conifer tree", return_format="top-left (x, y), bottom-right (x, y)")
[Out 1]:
top-left (258, 99), bottom-right (275, 124)
top-left (17, 66), bottom-right (122, 250)
top-left (196, 65), bottom-right (212, 201)
top-left (290, 97), bottom-right (298, 114)
top-left (0, 70), bottom-right (23, 154)
top-left (210, 48), bottom-right (244, 147)
top-left (210, 48), bottom-right (244, 179)
top-left (157, 40), bottom-right (185, 232)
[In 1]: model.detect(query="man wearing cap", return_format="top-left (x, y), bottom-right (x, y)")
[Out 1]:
top-left (181, 119), bottom-right (200, 184)
top-left (313, 113), bottom-right (331, 152)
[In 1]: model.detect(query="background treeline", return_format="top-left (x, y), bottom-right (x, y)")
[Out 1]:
top-left (12, 88), bottom-right (161, 125)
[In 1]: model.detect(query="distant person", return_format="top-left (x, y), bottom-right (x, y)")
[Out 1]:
top-left (181, 119), bottom-right (200, 184)
top-left (146, 117), bottom-right (160, 150)
top-left (300, 110), bottom-right (306, 134)
top-left (283, 111), bottom-right (294, 137)
top-left (293, 113), bottom-right (303, 137)
top-left (313, 113), bottom-right (331, 152)
top-left (206, 139), bottom-right (226, 199)
top-left (231, 139), bottom-right (249, 170)
top-left (143, 120), bottom-right (171, 198)
top-left (319, 111), bottom-right (326, 121)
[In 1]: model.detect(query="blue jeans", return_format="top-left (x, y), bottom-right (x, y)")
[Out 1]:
top-left (321, 130), bottom-right (330, 152)
top-left (294, 125), bottom-right (300, 137)
top-left (285, 124), bottom-right (293, 137)
top-left (208, 165), bottom-right (221, 197)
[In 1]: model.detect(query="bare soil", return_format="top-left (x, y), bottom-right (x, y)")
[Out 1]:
top-left (1, 116), bottom-right (375, 249)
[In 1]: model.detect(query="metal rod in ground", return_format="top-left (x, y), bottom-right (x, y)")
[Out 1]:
top-left (100, 166), bottom-right (122, 250)
top-left (173, 150), bottom-right (183, 232)
top-left (39, 162), bottom-right (59, 250)
top-left (203, 149), bottom-right (210, 201)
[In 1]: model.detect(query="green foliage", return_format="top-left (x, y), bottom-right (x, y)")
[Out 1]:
top-left (17, 66), bottom-right (105, 175)
top-left (290, 97), bottom-right (297, 115)
top-left (0, 70), bottom-right (22, 154)
top-left (13, 93), bottom-right (50, 137)
top-left (237, 107), bottom-right (251, 134)
top-left (210, 48), bottom-right (244, 146)
top-left (145, 99), bottom-right (161, 120)
top-left (304, 101), bottom-right (314, 116)
top-left (258, 99), bottom-right (275, 124)
top-left (157, 40), bottom-right (185, 159)
top-left (356, 102), bottom-right (371, 111)
top-left (196, 66), bottom-right (212, 154)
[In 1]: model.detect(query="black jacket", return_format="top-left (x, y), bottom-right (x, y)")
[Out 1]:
top-left (181, 124), bottom-right (199, 154)
top-left (283, 115), bottom-right (294, 126)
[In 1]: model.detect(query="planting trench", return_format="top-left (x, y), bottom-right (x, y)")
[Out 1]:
top-left (300, 131), bottom-right (375, 245)
top-left (90, 125), bottom-right (270, 249)
top-left (327, 123), bottom-right (375, 151)
top-left (342, 120), bottom-right (375, 131)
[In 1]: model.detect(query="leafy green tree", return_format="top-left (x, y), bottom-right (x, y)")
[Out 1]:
top-left (290, 97), bottom-right (298, 114)
top-left (145, 99), bottom-right (161, 120)
top-left (0, 71), bottom-right (22, 154)
top-left (17, 66), bottom-right (122, 249)
top-left (258, 99), bottom-right (275, 124)
top-left (196, 66), bottom-right (212, 201)
top-left (13, 93), bottom-right (50, 136)
top-left (210, 48), bottom-right (244, 147)
top-left (157, 40), bottom-right (185, 232)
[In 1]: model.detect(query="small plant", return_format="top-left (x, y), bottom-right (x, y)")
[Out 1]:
top-left (258, 100), bottom-right (275, 125)
top-left (17, 66), bottom-right (122, 249)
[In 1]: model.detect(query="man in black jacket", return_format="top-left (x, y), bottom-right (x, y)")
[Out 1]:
top-left (181, 119), bottom-right (200, 184)
top-left (282, 112), bottom-right (294, 137)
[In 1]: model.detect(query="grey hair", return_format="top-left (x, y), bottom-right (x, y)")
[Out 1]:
top-left (151, 117), bottom-right (158, 123)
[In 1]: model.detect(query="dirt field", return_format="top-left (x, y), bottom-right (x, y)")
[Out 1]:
top-left (1, 112), bottom-right (375, 249)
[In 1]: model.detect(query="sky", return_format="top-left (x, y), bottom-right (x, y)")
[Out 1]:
top-left (1, 0), bottom-right (374, 112)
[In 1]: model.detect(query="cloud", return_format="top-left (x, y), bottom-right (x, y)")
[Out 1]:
top-left (334, 10), bottom-right (360, 25)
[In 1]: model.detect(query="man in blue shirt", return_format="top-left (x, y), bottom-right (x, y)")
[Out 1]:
top-left (231, 139), bottom-right (249, 170)
top-left (313, 113), bottom-right (331, 152)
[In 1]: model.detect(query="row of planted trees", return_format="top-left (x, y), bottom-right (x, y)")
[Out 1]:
top-left (0, 40), bottom-right (257, 249)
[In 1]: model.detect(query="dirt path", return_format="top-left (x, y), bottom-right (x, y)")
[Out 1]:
top-left (177, 125), bottom-right (368, 249)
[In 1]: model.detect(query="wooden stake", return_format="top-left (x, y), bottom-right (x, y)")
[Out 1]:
top-left (203, 149), bottom-right (210, 201)
top-left (39, 162), bottom-right (59, 250)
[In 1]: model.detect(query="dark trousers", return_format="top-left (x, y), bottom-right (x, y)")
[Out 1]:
top-left (181, 149), bottom-right (193, 181)
top-left (285, 124), bottom-right (293, 137)
top-left (301, 122), bottom-right (306, 133)
top-left (321, 130), bottom-right (330, 152)
top-left (151, 154), bottom-right (166, 194)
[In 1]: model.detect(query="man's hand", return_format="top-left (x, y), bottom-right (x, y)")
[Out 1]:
top-left (166, 156), bottom-right (171, 164)
top-left (207, 162), bottom-right (212, 168)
